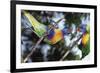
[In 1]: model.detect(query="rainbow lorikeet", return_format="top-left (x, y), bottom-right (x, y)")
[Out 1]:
top-left (23, 11), bottom-right (66, 45)
top-left (81, 24), bottom-right (90, 46)
top-left (77, 23), bottom-right (90, 47)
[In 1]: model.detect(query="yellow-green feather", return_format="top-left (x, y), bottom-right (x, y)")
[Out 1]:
top-left (23, 11), bottom-right (46, 37)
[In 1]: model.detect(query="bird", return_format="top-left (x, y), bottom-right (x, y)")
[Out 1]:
top-left (78, 23), bottom-right (90, 47)
top-left (47, 27), bottom-right (63, 44)
top-left (81, 33), bottom-right (89, 46)
top-left (23, 11), bottom-right (47, 37)
top-left (22, 11), bottom-right (66, 45)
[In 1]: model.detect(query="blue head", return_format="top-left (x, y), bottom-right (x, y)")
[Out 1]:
top-left (47, 28), bottom-right (55, 40)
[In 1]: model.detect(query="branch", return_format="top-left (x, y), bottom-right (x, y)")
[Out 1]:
top-left (60, 34), bottom-right (83, 61)
top-left (24, 35), bottom-right (46, 63)
top-left (23, 26), bottom-right (55, 63)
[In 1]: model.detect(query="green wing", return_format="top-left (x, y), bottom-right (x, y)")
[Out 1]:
top-left (23, 11), bottom-right (47, 37)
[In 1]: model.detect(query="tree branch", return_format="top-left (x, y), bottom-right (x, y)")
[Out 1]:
top-left (60, 34), bottom-right (83, 61)
top-left (24, 35), bottom-right (46, 63)
top-left (23, 25), bottom-right (56, 63)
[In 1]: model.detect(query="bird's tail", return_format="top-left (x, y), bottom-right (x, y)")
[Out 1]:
top-left (23, 11), bottom-right (46, 37)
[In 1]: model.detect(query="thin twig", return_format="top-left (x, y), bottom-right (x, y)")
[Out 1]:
top-left (60, 34), bottom-right (83, 61)
top-left (24, 35), bottom-right (46, 63)
top-left (23, 25), bottom-right (56, 63)
top-left (60, 50), bottom-right (70, 61)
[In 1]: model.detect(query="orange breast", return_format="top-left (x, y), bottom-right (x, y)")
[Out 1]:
top-left (50, 29), bottom-right (63, 44)
top-left (82, 33), bottom-right (89, 46)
